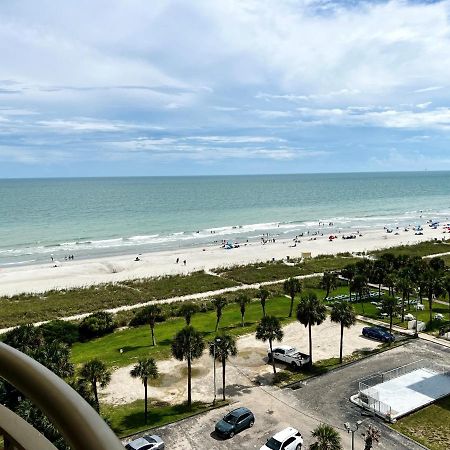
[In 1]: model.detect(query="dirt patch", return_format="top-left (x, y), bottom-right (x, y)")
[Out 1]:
top-left (101, 319), bottom-right (380, 405)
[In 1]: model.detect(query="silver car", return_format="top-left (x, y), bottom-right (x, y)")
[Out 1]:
top-left (124, 435), bottom-right (165, 450)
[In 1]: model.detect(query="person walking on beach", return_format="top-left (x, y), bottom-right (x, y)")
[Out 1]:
top-left (176, 257), bottom-right (179, 264)
top-left (183, 259), bottom-right (186, 265)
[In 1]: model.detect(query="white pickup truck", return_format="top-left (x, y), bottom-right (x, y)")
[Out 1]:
top-left (268, 345), bottom-right (310, 369)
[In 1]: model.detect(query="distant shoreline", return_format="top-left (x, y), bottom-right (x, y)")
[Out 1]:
top-left (0, 224), bottom-right (447, 297)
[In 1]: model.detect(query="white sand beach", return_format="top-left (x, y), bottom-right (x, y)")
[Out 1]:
top-left (0, 226), bottom-right (448, 297)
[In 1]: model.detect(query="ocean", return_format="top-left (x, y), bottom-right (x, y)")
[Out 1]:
top-left (1, 172), bottom-right (449, 267)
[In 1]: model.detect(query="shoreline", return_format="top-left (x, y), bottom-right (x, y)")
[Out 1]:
top-left (0, 225), bottom-right (448, 297)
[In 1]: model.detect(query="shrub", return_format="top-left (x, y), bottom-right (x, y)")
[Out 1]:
top-left (78, 311), bottom-right (116, 341)
top-left (39, 320), bottom-right (79, 345)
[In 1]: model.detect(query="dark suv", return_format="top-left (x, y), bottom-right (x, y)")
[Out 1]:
top-left (215, 407), bottom-right (255, 438)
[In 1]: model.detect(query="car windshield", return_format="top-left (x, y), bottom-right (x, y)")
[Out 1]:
top-left (223, 413), bottom-right (238, 424)
top-left (265, 437), bottom-right (282, 450)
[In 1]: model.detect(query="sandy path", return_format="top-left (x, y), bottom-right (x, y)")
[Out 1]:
top-left (101, 318), bottom-right (380, 406)
top-left (0, 226), bottom-right (447, 297)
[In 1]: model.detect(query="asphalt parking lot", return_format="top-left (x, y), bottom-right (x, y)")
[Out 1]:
top-left (125, 339), bottom-right (449, 449)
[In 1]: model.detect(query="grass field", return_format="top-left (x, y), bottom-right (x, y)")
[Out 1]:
top-left (391, 395), bottom-right (450, 450)
top-left (71, 294), bottom-right (299, 368)
top-left (0, 271), bottom-right (238, 328)
top-left (104, 400), bottom-right (226, 437)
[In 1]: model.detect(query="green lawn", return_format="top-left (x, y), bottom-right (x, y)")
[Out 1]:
top-left (391, 395), bottom-right (450, 450)
top-left (71, 295), bottom-right (298, 368)
top-left (0, 271), bottom-right (238, 328)
top-left (104, 400), bottom-right (226, 437)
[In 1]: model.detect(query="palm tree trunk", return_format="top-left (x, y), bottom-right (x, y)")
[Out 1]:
top-left (215, 313), bottom-right (221, 331)
top-left (339, 323), bottom-right (344, 364)
top-left (326, 286), bottom-right (330, 298)
top-left (401, 295), bottom-right (405, 322)
top-left (378, 284), bottom-right (381, 299)
top-left (144, 378), bottom-right (148, 424)
top-left (241, 312), bottom-right (244, 327)
top-left (222, 357), bottom-right (226, 401)
top-left (308, 323), bottom-right (313, 365)
top-left (262, 302), bottom-right (266, 317)
top-left (150, 324), bottom-right (155, 346)
top-left (428, 291), bottom-right (433, 323)
top-left (187, 357), bottom-right (192, 408)
top-left (289, 296), bottom-right (294, 317)
top-left (93, 381), bottom-right (99, 412)
top-left (269, 339), bottom-right (276, 374)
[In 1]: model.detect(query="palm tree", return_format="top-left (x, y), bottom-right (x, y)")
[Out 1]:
top-left (340, 264), bottom-right (356, 300)
top-left (350, 274), bottom-right (368, 313)
top-left (171, 326), bottom-right (205, 408)
top-left (130, 358), bottom-right (158, 424)
top-left (443, 273), bottom-right (450, 320)
top-left (257, 287), bottom-right (270, 317)
top-left (235, 294), bottom-right (250, 327)
top-left (141, 304), bottom-right (162, 346)
top-left (284, 277), bottom-right (302, 317)
top-left (178, 302), bottom-right (199, 325)
top-left (362, 424), bottom-right (381, 450)
top-left (320, 271), bottom-right (338, 299)
top-left (296, 292), bottom-right (327, 365)
top-left (395, 272), bottom-right (412, 322)
top-left (209, 333), bottom-right (237, 401)
top-left (381, 296), bottom-right (399, 338)
top-left (79, 359), bottom-right (111, 412)
top-left (421, 265), bottom-right (444, 323)
top-left (330, 301), bottom-right (356, 363)
top-left (371, 259), bottom-right (386, 300)
top-left (213, 297), bottom-right (227, 331)
top-left (255, 316), bottom-right (283, 374)
top-left (310, 423), bottom-right (343, 450)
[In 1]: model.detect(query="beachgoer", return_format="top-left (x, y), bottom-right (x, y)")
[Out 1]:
top-left (135, 256), bottom-right (140, 261)
top-left (183, 260), bottom-right (186, 265)
top-left (176, 257), bottom-right (179, 264)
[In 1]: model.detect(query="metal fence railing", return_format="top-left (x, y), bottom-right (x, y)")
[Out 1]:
top-left (0, 343), bottom-right (124, 450)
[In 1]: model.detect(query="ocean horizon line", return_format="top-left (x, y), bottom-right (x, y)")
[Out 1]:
top-left (1, 169), bottom-right (449, 181)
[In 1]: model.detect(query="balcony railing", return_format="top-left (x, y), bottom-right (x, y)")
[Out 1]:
top-left (0, 342), bottom-right (124, 450)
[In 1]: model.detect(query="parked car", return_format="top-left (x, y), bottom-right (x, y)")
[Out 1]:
top-left (124, 435), bottom-right (164, 450)
top-left (268, 345), bottom-right (310, 369)
top-left (362, 326), bottom-right (395, 342)
top-left (260, 426), bottom-right (303, 450)
top-left (434, 313), bottom-right (444, 320)
top-left (215, 407), bottom-right (255, 438)
top-left (404, 313), bottom-right (415, 321)
top-left (415, 303), bottom-right (425, 311)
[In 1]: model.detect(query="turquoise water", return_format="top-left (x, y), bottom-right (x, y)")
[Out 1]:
top-left (1, 172), bottom-right (449, 266)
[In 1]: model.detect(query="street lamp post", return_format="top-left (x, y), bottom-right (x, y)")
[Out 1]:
top-left (212, 338), bottom-right (221, 405)
top-left (344, 420), bottom-right (362, 450)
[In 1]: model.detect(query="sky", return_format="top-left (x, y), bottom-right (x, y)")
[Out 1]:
top-left (1, 0), bottom-right (450, 177)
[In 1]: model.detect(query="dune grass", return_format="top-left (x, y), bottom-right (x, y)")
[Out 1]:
top-left (215, 255), bottom-right (359, 284)
top-left (391, 395), bottom-right (450, 450)
top-left (369, 239), bottom-right (450, 259)
top-left (0, 271), bottom-right (238, 328)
